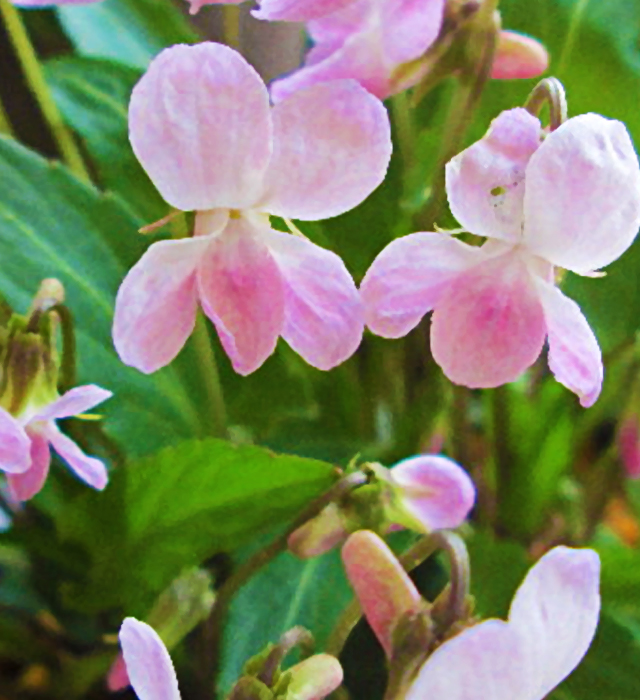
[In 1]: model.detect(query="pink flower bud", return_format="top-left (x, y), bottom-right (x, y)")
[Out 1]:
top-left (286, 654), bottom-right (344, 700)
top-left (492, 30), bottom-right (549, 80)
top-left (618, 416), bottom-right (640, 479)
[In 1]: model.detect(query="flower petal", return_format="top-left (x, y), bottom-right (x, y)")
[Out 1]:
top-left (430, 250), bottom-right (547, 388)
top-left (524, 114), bottom-right (640, 273)
top-left (445, 108), bottom-right (542, 242)
top-left (107, 653), bottom-right (130, 692)
top-left (535, 280), bottom-right (602, 408)
top-left (380, 0), bottom-right (445, 66)
top-left (129, 42), bottom-right (272, 211)
top-left (45, 423), bottom-right (108, 490)
top-left (0, 407), bottom-right (31, 475)
top-left (253, 0), bottom-right (354, 21)
top-left (197, 216), bottom-right (284, 375)
top-left (120, 618), bottom-right (181, 700)
top-left (390, 455), bottom-right (476, 530)
top-left (361, 233), bottom-right (484, 339)
top-left (260, 80), bottom-right (391, 220)
top-left (32, 385), bottom-right (113, 422)
top-left (264, 230), bottom-right (363, 369)
top-left (113, 237), bottom-right (210, 374)
top-left (491, 31), bottom-right (549, 80)
top-left (6, 429), bottom-right (50, 501)
top-left (508, 546), bottom-right (600, 699)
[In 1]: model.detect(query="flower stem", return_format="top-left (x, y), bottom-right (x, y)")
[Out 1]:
top-left (223, 4), bottom-right (241, 50)
top-left (524, 77), bottom-right (567, 131)
top-left (0, 97), bottom-right (14, 137)
top-left (0, 0), bottom-right (90, 181)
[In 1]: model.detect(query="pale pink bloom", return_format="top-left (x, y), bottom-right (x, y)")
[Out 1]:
top-left (362, 108), bottom-right (640, 406)
top-left (618, 416), bottom-right (640, 479)
top-left (405, 546), bottom-right (600, 700)
top-left (114, 42), bottom-right (391, 376)
top-left (270, 0), bottom-right (446, 102)
top-left (492, 31), bottom-right (549, 80)
top-left (186, 0), bottom-right (355, 20)
top-left (0, 385), bottom-right (112, 501)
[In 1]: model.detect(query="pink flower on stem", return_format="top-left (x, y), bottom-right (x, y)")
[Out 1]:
top-left (0, 385), bottom-right (112, 501)
top-left (361, 108), bottom-right (640, 406)
top-left (113, 42), bottom-right (391, 376)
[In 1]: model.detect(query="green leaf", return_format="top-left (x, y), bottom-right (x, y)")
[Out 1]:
top-left (57, 0), bottom-right (199, 70)
top-left (56, 438), bottom-right (339, 614)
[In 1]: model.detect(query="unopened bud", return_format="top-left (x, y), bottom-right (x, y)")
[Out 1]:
top-left (492, 30), bottom-right (549, 80)
top-left (618, 416), bottom-right (640, 479)
top-left (288, 503), bottom-right (349, 559)
top-left (284, 654), bottom-right (343, 700)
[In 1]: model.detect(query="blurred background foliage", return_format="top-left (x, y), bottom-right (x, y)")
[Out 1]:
top-left (1, 0), bottom-right (640, 698)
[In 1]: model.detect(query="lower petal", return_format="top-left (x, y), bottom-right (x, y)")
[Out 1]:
top-left (535, 280), bottom-right (602, 407)
top-left (32, 385), bottom-right (113, 422)
top-left (0, 408), bottom-right (31, 474)
top-left (6, 430), bottom-right (50, 501)
top-left (265, 230), bottom-right (363, 370)
top-left (430, 253), bottom-right (547, 388)
top-left (45, 423), bottom-right (108, 490)
top-left (197, 217), bottom-right (285, 376)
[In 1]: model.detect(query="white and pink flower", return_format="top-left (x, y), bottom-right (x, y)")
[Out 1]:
top-left (361, 108), bottom-right (640, 406)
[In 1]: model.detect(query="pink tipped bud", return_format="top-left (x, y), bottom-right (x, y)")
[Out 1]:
top-left (342, 531), bottom-right (423, 658)
top-left (106, 653), bottom-right (129, 692)
top-left (288, 503), bottom-right (349, 559)
top-left (286, 654), bottom-right (343, 700)
top-left (618, 417), bottom-right (640, 479)
top-left (492, 30), bottom-right (549, 80)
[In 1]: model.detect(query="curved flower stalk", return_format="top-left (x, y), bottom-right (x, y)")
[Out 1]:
top-left (113, 42), bottom-right (391, 376)
top-left (362, 107), bottom-right (640, 406)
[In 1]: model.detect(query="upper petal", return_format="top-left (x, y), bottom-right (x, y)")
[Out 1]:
top-left (445, 108), bottom-right (542, 242)
top-left (508, 547), bottom-right (601, 700)
top-left (113, 237), bottom-right (210, 374)
top-left (260, 80), bottom-right (391, 220)
top-left (253, 0), bottom-right (355, 21)
top-left (0, 407), bottom-right (31, 474)
top-left (6, 429), bottom-right (50, 501)
top-left (523, 114), bottom-right (640, 273)
top-left (129, 42), bottom-right (272, 211)
top-left (360, 233), bottom-right (484, 339)
top-left (390, 455), bottom-right (476, 531)
top-left (380, 0), bottom-right (445, 66)
top-left (430, 250), bottom-right (547, 388)
top-left (197, 216), bottom-right (285, 375)
top-left (32, 385), bottom-right (113, 422)
top-left (535, 280), bottom-right (602, 408)
top-left (120, 618), bottom-right (181, 700)
top-left (44, 423), bottom-right (108, 491)
top-left (264, 229), bottom-right (363, 369)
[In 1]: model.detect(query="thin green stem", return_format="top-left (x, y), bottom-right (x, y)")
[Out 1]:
top-left (223, 4), bottom-right (241, 50)
top-left (0, 97), bottom-right (14, 137)
top-left (492, 385), bottom-right (519, 537)
top-left (524, 77), bottom-right (567, 131)
top-left (0, 0), bottom-right (90, 181)
top-left (391, 91), bottom-right (417, 173)
top-left (192, 314), bottom-right (228, 439)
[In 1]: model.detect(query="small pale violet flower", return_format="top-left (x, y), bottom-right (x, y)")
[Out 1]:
top-left (361, 108), bottom-right (640, 406)
top-left (0, 385), bottom-right (112, 501)
top-left (186, 0), bottom-right (355, 20)
top-left (113, 42), bottom-right (391, 376)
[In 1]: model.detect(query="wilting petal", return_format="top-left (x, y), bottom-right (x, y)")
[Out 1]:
top-left (446, 108), bottom-right (542, 242)
top-left (535, 280), bottom-right (602, 408)
top-left (253, 0), bottom-right (354, 21)
top-left (44, 423), bottom-right (108, 490)
top-left (286, 654), bottom-right (344, 700)
top-left (342, 531), bottom-right (423, 658)
top-left (129, 43), bottom-right (272, 211)
top-left (260, 81), bottom-right (391, 220)
top-left (524, 114), bottom-right (640, 273)
top-left (508, 547), bottom-right (600, 699)
top-left (491, 31), bottom-right (549, 80)
top-left (264, 230), bottom-right (362, 369)
top-left (32, 385), bottom-right (112, 422)
top-left (120, 618), bottom-right (181, 700)
top-left (5, 430), bottom-right (50, 501)
top-left (430, 250), bottom-right (547, 388)
top-left (198, 216), bottom-right (284, 375)
top-left (361, 233), bottom-right (484, 339)
top-left (0, 408), bottom-right (31, 474)
top-left (390, 455), bottom-right (475, 530)
top-left (114, 237), bottom-right (211, 374)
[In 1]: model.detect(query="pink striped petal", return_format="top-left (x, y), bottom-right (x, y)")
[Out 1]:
top-left (32, 385), bottom-right (112, 422)
top-left (44, 423), bottom-right (108, 490)
top-left (342, 531), bottom-right (423, 658)
top-left (260, 80), bottom-right (391, 220)
top-left (535, 280), bottom-right (602, 408)
top-left (264, 230), bottom-right (363, 369)
top-left (492, 31), bottom-right (549, 80)
top-left (286, 654), bottom-right (344, 700)
top-left (197, 216), bottom-right (284, 375)
top-left (6, 430), bottom-right (50, 501)
top-left (524, 114), bottom-right (640, 273)
top-left (361, 233), bottom-right (484, 339)
top-left (508, 547), bottom-right (600, 699)
top-left (113, 237), bottom-right (210, 374)
top-left (0, 408), bottom-right (31, 475)
top-left (129, 43), bottom-right (272, 211)
top-left (391, 455), bottom-right (475, 531)
top-left (253, 0), bottom-right (354, 21)
top-left (430, 251), bottom-right (547, 388)
top-left (120, 618), bottom-right (181, 700)
top-left (445, 108), bottom-right (542, 243)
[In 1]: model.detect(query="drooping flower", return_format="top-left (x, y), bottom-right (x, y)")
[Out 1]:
top-left (0, 385), bottom-right (112, 501)
top-left (361, 108), bottom-right (640, 406)
top-left (113, 42), bottom-right (391, 376)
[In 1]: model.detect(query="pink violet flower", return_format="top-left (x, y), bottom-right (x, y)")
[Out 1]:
top-left (0, 385), bottom-right (112, 501)
top-left (113, 42), bottom-right (391, 376)
top-left (361, 108), bottom-right (640, 406)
